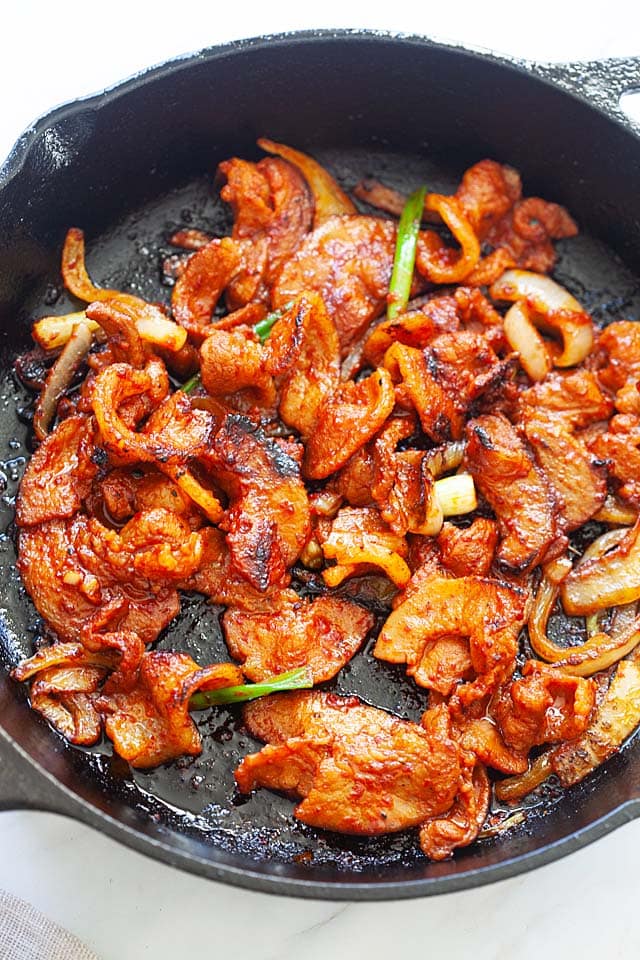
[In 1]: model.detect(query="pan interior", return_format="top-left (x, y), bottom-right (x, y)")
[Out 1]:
top-left (1, 137), bottom-right (640, 879)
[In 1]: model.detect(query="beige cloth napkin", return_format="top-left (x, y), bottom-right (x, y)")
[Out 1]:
top-left (0, 891), bottom-right (99, 960)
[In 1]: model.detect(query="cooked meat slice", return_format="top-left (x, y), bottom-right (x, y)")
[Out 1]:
top-left (334, 445), bottom-right (376, 507)
top-left (385, 332), bottom-right (513, 444)
top-left (493, 661), bottom-right (596, 755)
top-left (318, 505), bottom-right (411, 588)
top-left (374, 566), bottom-right (526, 701)
top-left (219, 155), bottom-right (313, 306)
top-left (272, 215), bottom-right (402, 355)
top-left (237, 692), bottom-right (461, 835)
top-left (16, 415), bottom-right (98, 527)
top-left (199, 328), bottom-right (275, 408)
top-left (97, 652), bottom-right (243, 768)
top-left (520, 369), bottom-right (613, 429)
top-left (523, 415), bottom-right (607, 530)
top-left (596, 320), bottom-right (640, 413)
top-left (203, 414), bottom-right (310, 590)
top-left (485, 197), bottom-right (577, 273)
top-left (172, 237), bottom-right (241, 343)
top-left (437, 518), bottom-right (499, 578)
top-left (264, 293), bottom-right (340, 437)
top-left (370, 415), bottom-right (439, 536)
top-left (588, 413), bottom-right (640, 506)
top-left (455, 160), bottom-right (522, 240)
top-left (18, 518), bottom-right (180, 645)
top-left (223, 594), bottom-right (373, 682)
top-left (465, 413), bottom-right (561, 573)
top-left (362, 293), bottom-right (461, 368)
top-left (419, 762), bottom-right (490, 861)
top-left (457, 718), bottom-right (528, 775)
top-left (304, 368), bottom-right (395, 479)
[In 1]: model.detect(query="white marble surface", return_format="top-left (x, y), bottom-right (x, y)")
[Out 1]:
top-left (1, 3), bottom-right (640, 958)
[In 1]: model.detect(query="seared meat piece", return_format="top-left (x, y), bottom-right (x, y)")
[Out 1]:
top-left (16, 415), bottom-right (98, 527)
top-left (588, 413), bottom-right (640, 506)
top-left (419, 763), bottom-right (490, 861)
top-left (172, 237), bottom-right (241, 343)
top-left (18, 518), bottom-right (180, 646)
top-left (203, 414), bottom-right (310, 590)
top-left (465, 413), bottom-right (561, 573)
top-left (520, 369), bottom-right (613, 429)
top-left (318, 505), bottom-right (411, 588)
top-left (237, 692), bottom-right (461, 836)
top-left (362, 294), bottom-right (461, 368)
top-left (219, 156), bottom-right (313, 307)
top-left (437, 518), bottom-right (499, 578)
top-left (304, 368), bottom-right (395, 479)
top-left (493, 661), bottom-right (596, 755)
top-left (97, 652), bottom-right (243, 768)
top-left (223, 594), bottom-right (373, 682)
top-left (264, 293), bottom-right (340, 438)
top-left (523, 415), bottom-right (607, 531)
top-left (199, 327), bottom-right (275, 408)
top-left (370, 414), bottom-right (439, 536)
top-left (596, 320), bottom-right (640, 414)
top-left (272, 215), bottom-right (401, 355)
top-left (455, 160), bottom-right (522, 240)
top-left (374, 564), bottom-right (526, 701)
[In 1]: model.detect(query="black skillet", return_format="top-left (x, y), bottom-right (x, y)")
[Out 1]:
top-left (1, 30), bottom-right (640, 900)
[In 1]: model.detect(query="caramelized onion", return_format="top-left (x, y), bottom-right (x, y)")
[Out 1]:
top-left (33, 321), bottom-right (93, 440)
top-left (503, 301), bottom-right (552, 382)
top-left (561, 522), bottom-right (640, 616)
top-left (257, 137), bottom-right (356, 225)
top-left (494, 751), bottom-right (553, 803)
top-left (419, 194), bottom-right (481, 283)
top-left (490, 269), bottom-right (594, 367)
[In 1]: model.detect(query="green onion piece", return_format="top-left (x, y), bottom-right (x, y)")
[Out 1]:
top-left (253, 301), bottom-right (294, 344)
top-left (181, 372), bottom-right (201, 394)
top-left (189, 666), bottom-right (313, 711)
top-left (387, 185), bottom-right (427, 321)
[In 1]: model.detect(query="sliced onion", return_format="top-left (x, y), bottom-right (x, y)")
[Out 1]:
top-left (503, 301), bottom-right (552, 381)
top-left (529, 573), bottom-right (640, 676)
top-left (33, 321), bottom-right (93, 440)
top-left (423, 440), bottom-right (466, 477)
top-left (490, 269), bottom-right (594, 367)
top-left (561, 522), bottom-right (640, 615)
top-left (257, 137), bottom-right (356, 226)
top-left (494, 751), bottom-right (553, 804)
top-left (593, 494), bottom-right (638, 526)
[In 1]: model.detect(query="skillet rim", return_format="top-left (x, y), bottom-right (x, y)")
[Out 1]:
top-left (1, 27), bottom-right (640, 900)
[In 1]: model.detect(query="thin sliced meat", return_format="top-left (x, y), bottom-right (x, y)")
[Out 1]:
top-left (16, 415), bottom-right (98, 527)
top-left (97, 652), bottom-right (243, 768)
top-left (419, 762), bottom-right (490, 861)
top-left (237, 692), bottom-right (461, 836)
top-left (437, 518), bottom-right (499, 578)
top-left (202, 415), bottom-right (310, 590)
top-left (304, 367), bottom-right (395, 479)
top-left (18, 518), bottom-right (180, 646)
top-left (493, 661), bottom-right (596, 755)
top-left (519, 369), bottom-right (613, 429)
top-left (374, 565), bottom-right (527, 701)
top-left (465, 413), bottom-right (561, 573)
top-left (199, 327), bottom-right (275, 408)
top-left (318, 505), bottom-right (411, 588)
top-left (223, 594), bottom-right (373, 682)
top-left (588, 413), bottom-right (640, 506)
top-left (171, 237), bottom-right (241, 343)
top-left (272, 215), bottom-right (402, 355)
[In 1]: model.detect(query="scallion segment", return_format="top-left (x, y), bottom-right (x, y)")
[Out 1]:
top-left (181, 372), bottom-right (201, 394)
top-left (189, 666), bottom-right (313, 710)
top-left (253, 301), bottom-right (294, 344)
top-left (387, 186), bottom-right (426, 321)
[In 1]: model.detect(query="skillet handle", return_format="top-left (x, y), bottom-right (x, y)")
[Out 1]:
top-left (531, 57), bottom-right (640, 133)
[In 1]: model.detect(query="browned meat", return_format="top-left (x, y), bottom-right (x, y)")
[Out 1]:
top-left (172, 237), bottom-right (241, 343)
top-left (16, 415), bottom-right (98, 527)
top-left (465, 413), bottom-right (561, 573)
top-left (437, 518), bottom-right (499, 578)
top-left (202, 414), bottom-right (310, 590)
top-left (520, 369), bottom-right (613, 429)
top-left (493, 661), bottom-right (596, 755)
top-left (523, 415), bottom-right (607, 530)
top-left (419, 762), bottom-right (490, 861)
top-left (596, 320), bottom-right (640, 413)
top-left (369, 414), bottom-right (438, 536)
top-left (303, 368), bottom-right (395, 479)
top-left (362, 294), bottom-right (461, 368)
top-left (199, 328), bottom-right (275, 409)
top-left (588, 413), bottom-right (640, 506)
top-left (236, 692), bottom-right (461, 836)
top-left (375, 565), bottom-right (526, 701)
top-left (272, 215), bottom-right (401, 355)
top-left (219, 156), bottom-right (313, 306)
top-left (97, 652), bottom-right (243, 768)
top-left (264, 293), bottom-right (340, 437)
top-left (223, 594), bottom-right (373, 682)
top-left (18, 518), bottom-right (180, 646)
top-left (455, 160), bottom-right (522, 239)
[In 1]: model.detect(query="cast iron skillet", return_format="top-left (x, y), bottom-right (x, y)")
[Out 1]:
top-left (0, 30), bottom-right (640, 900)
